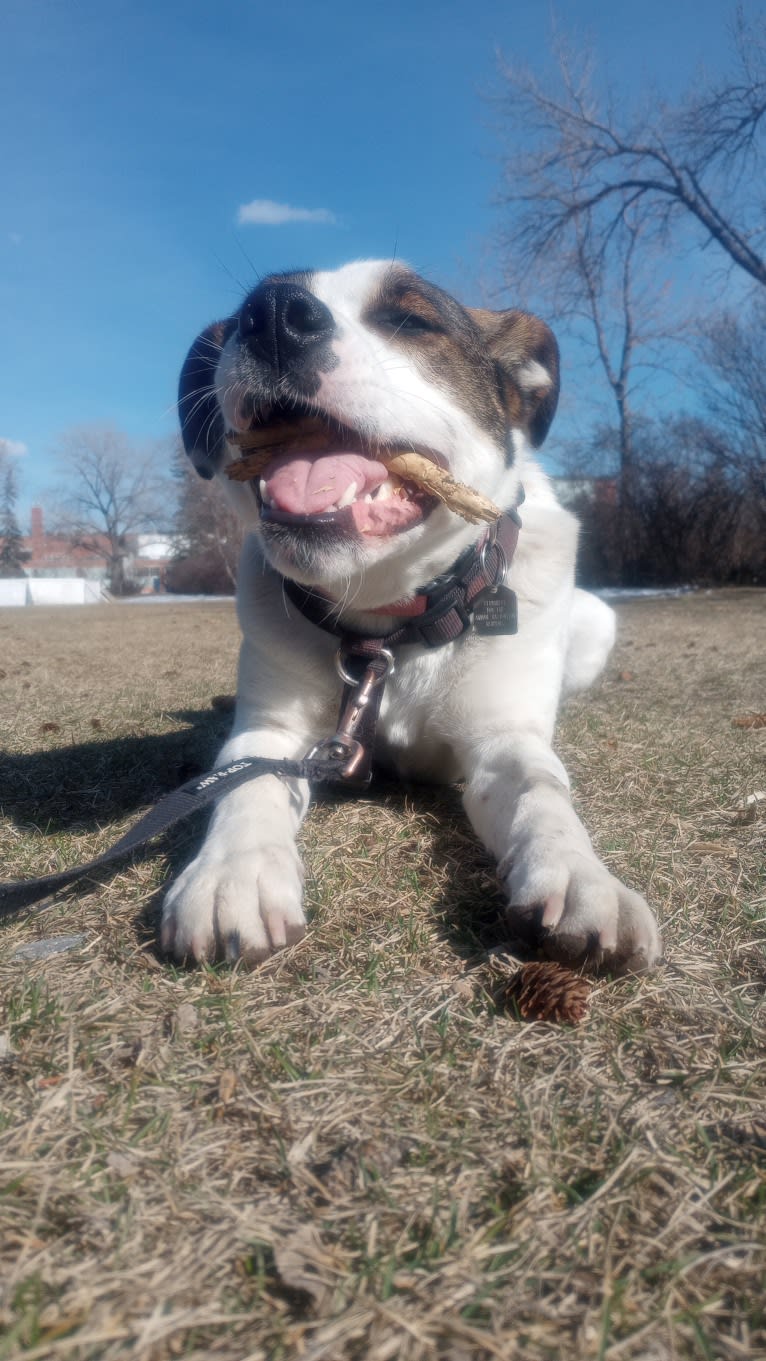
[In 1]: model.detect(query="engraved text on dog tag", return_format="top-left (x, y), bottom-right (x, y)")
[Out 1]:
top-left (472, 585), bottom-right (518, 636)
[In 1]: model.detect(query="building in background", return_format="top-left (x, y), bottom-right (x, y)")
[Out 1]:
top-left (22, 506), bottom-right (109, 580)
top-left (4, 507), bottom-right (182, 602)
top-left (129, 531), bottom-right (180, 592)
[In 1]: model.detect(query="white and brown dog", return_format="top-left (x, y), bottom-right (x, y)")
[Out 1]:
top-left (163, 261), bottom-right (661, 973)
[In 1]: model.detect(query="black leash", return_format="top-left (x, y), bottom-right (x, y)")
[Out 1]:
top-left (0, 752), bottom-right (347, 917)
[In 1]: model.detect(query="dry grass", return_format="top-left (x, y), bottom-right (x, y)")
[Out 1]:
top-left (1, 592), bottom-right (764, 1361)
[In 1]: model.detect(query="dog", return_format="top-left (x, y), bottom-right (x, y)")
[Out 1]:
top-left (162, 260), bottom-right (661, 973)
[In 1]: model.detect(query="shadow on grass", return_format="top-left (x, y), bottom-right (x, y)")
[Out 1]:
top-left (3, 721), bottom-right (515, 964)
top-left (0, 708), bottom-right (233, 831)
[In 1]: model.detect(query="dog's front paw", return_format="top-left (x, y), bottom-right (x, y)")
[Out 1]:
top-left (160, 844), bottom-right (306, 965)
top-left (502, 846), bottom-right (661, 975)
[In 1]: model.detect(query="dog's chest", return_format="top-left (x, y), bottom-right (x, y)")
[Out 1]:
top-left (374, 645), bottom-right (469, 782)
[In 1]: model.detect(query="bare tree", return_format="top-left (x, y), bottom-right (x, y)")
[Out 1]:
top-left (51, 427), bottom-right (170, 594)
top-left (169, 442), bottom-right (242, 593)
top-left (498, 9), bottom-right (766, 290)
top-left (516, 202), bottom-right (672, 478)
top-left (0, 453), bottom-right (26, 577)
top-left (496, 12), bottom-right (766, 579)
top-left (698, 295), bottom-right (766, 500)
top-left (499, 94), bottom-right (681, 573)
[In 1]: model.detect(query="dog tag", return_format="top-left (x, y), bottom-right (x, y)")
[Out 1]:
top-left (472, 584), bottom-right (518, 636)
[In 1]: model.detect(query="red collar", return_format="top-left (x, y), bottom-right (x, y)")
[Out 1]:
top-left (283, 508), bottom-right (521, 654)
top-left (365, 593), bottom-right (439, 618)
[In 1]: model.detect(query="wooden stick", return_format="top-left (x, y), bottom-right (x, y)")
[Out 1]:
top-left (225, 432), bottom-right (501, 525)
top-left (381, 452), bottom-right (501, 526)
top-left (227, 418), bottom-right (329, 450)
top-left (226, 431), bottom-right (334, 475)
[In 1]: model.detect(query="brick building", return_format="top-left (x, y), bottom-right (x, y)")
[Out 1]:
top-left (20, 507), bottom-right (179, 591)
top-left (22, 507), bottom-right (109, 580)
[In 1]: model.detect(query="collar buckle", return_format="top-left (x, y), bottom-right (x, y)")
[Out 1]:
top-left (415, 590), bottom-right (473, 647)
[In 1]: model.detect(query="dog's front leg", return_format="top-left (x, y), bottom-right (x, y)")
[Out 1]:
top-left (160, 724), bottom-right (312, 965)
top-left (463, 731), bottom-right (662, 973)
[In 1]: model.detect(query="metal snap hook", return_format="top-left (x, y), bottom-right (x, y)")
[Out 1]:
top-left (369, 648), bottom-right (395, 684)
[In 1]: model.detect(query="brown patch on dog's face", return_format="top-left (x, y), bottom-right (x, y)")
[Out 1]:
top-left (362, 268), bottom-right (509, 444)
top-left (361, 268), bottom-right (559, 452)
top-left (468, 307), bottom-right (560, 449)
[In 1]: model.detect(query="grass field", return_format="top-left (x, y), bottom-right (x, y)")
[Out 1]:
top-left (1, 591), bottom-right (764, 1361)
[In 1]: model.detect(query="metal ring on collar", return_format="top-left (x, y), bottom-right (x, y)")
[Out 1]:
top-left (478, 534), bottom-right (508, 585)
top-left (335, 647), bottom-right (395, 686)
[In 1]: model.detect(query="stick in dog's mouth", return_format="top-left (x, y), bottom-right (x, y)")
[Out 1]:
top-left (225, 424), bottom-right (502, 527)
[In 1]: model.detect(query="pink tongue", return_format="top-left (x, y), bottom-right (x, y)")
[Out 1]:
top-left (263, 451), bottom-right (389, 515)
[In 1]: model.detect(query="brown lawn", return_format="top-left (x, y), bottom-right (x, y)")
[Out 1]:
top-left (0, 590), bottom-right (764, 1360)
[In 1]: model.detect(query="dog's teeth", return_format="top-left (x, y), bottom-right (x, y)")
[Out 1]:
top-left (337, 481), bottom-right (357, 509)
top-left (363, 493), bottom-right (374, 503)
top-left (259, 479), bottom-right (272, 506)
top-left (376, 479), bottom-right (393, 501)
top-left (325, 503), bottom-right (339, 513)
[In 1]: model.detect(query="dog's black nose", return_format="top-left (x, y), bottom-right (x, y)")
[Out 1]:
top-left (238, 281), bottom-right (335, 370)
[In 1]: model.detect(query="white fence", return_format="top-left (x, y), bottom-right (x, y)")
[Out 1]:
top-left (0, 578), bottom-right (108, 607)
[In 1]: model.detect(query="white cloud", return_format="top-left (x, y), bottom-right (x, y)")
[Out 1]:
top-left (237, 199), bottom-right (337, 227)
top-left (0, 437), bottom-right (28, 457)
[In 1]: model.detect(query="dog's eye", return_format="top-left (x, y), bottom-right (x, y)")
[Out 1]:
top-left (374, 309), bottom-right (439, 336)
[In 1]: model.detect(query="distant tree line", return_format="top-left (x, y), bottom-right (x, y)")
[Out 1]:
top-left (567, 415), bottom-right (766, 587)
top-left (166, 443), bottom-right (242, 594)
top-left (1, 430), bottom-right (243, 596)
top-left (0, 452), bottom-right (25, 577)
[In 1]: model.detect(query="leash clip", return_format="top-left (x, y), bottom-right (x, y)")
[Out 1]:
top-left (307, 650), bottom-right (395, 785)
top-left (305, 732), bottom-right (367, 776)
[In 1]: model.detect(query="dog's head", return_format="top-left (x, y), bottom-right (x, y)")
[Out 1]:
top-left (179, 261), bottom-right (558, 593)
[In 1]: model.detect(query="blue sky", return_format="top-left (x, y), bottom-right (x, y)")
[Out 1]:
top-left (0, 0), bottom-right (747, 523)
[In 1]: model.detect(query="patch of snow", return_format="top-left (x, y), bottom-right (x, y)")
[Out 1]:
top-left (115, 594), bottom-right (234, 605)
top-left (595, 586), bottom-right (696, 601)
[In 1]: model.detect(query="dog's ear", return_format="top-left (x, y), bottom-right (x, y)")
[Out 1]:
top-left (178, 319), bottom-right (236, 479)
top-left (469, 308), bottom-right (560, 448)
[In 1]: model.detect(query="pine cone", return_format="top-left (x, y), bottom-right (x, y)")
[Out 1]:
top-left (499, 961), bottom-right (593, 1025)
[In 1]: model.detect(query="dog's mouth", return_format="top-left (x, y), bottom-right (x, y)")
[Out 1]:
top-left (228, 400), bottom-right (440, 537)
